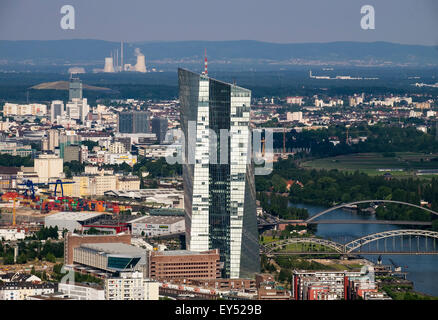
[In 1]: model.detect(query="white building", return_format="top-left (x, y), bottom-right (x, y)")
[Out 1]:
top-left (426, 110), bottom-right (436, 118)
top-left (3, 103), bottom-right (47, 117)
top-left (104, 153), bottom-right (137, 166)
top-left (104, 271), bottom-right (159, 300)
top-left (109, 141), bottom-right (126, 154)
top-left (58, 282), bottom-right (105, 300)
top-left (50, 100), bottom-right (65, 123)
top-left (286, 111), bottom-right (303, 122)
top-left (44, 211), bottom-right (109, 232)
top-left (409, 110), bottom-right (422, 118)
top-left (130, 216), bottom-right (185, 237)
top-left (286, 96), bottom-right (304, 105)
top-left (0, 283), bottom-right (56, 300)
top-left (66, 98), bottom-right (89, 122)
top-left (34, 154), bottom-right (64, 183)
top-left (0, 228), bottom-right (26, 241)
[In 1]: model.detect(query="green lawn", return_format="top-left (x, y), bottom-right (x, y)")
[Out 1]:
top-left (301, 152), bottom-right (438, 177)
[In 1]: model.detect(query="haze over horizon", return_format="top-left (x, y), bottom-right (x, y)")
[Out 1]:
top-left (0, 0), bottom-right (437, 46)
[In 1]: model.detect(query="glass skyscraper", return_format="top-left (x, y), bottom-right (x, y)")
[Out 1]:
top-left (69, 77), bottom-right (83, 101)
top-left (118, 111), bottom-right (150, 133)
top-left (178, 68), bottom-right (260, 279)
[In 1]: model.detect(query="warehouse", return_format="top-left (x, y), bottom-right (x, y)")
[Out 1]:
top-left (103, 188), bottom-right (183, 208)
top-left (44, 211), bottom-right (110, 232)
top-left (130, 215), bottom-right (185, 237)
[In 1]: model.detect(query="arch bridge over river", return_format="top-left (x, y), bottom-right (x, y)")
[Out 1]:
top-left (263, 229), bottom-right (438, 255)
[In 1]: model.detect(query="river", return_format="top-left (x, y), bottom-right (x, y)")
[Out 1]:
top-left (290, 202), bottom-right (438, 297)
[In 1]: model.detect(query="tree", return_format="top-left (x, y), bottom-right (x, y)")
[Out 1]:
top-left (16, 254), bottom-right (27, 264)
top-left (45, 253), bottom-right (56, 263)
top-left (3, 254), bottom-right (14, 265)
top-left (432, 220), bottom-right (438, 232)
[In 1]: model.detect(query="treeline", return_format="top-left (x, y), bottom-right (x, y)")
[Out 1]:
top-left (0, 239), bottom-right (63, 265)
top-left (27, 226), bottom-right (61, 241)
top-left (52, 263), bottom-right (103, 284)
top-left (0, 154), bottom-right (33, 167)
top-left (273, 125), bottom-right (438, 158)
top-left (256, 157), bottom-right (438, 223)
top-left (133, 157), bottom-right (182, 179)
top-left (258, 192), bottom-right (309, 220)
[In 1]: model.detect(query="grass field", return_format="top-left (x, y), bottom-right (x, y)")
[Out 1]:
top-left (301, 152), bottom-right (438, 177)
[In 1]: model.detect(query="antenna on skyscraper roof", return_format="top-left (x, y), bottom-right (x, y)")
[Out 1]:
top-left (203, 48), bottom-right (208, 75)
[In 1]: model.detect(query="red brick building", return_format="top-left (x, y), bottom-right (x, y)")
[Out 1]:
top-left (149, 249), bottom-right (220, 280)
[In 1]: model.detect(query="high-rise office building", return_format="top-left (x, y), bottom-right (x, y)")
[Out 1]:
top-left (178, 68), bottom-right (259, 279)
top-left (69, 77), bottom-right (83, 101)
top-left (66, 98), bottom-right (89, 123)
top-left (50, 100), bottom-right (64, 123)
top-left (118, 111), bottom-right (150, 133)
top-left (151, 117), bottom-right (168, 144)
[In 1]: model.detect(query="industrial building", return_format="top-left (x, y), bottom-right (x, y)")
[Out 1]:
top-left (45, 211), bottom-right (110, 232)
top-left (103, 188), bottom-right (183, 208)
top-left (130, 215), bottom-right (185, 237)
top-left (34, 153), bottom-right (64, 183)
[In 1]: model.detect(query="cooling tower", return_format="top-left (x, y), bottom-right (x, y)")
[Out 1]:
top-left (135, 55), bottom-right (147, 73)
top-left (104, 57), bottom-right (115, 73)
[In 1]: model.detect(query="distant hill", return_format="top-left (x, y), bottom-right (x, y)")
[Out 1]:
top-left (30, 81), bottom-right (112, 92)
top-left (0, 40), bottom-right (437, 69)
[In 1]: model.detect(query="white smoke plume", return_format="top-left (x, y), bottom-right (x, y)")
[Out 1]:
top-left (134, 48), bottom-right (144, 57)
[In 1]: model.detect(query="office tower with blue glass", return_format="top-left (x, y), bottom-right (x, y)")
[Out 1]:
top-left (118, 111), bottom-right (150, 133)
top-left (69, 77), bottom-right (83, 101)
top-left (178, 68), bottom-right (260, 279)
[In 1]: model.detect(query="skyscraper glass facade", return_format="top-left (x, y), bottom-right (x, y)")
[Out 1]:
top-left (118, 111), bottom-right (150, 133)
top-left (69, 77), bottom-right (83, 101)
top-left (178, 68), bottom-right (259, 279)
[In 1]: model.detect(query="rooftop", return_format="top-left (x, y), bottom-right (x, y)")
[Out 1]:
top-left (80, 242), bottom-right (146, 255)
top-left (153, 249), bottom-right (217, 256)
top-left (129, 215), bottom-right (184, 224)
top-left (45, 211), bottom-right (108, 222)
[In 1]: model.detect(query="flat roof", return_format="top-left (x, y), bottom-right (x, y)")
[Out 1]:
top-left (46, 211), bottom-right (108, 222)
top-left (156, 250), bottom-right (208, 256)
top-left (130, 215), bottom-right (184, 224)
top-left (80, 242), bottom-right (145, 255)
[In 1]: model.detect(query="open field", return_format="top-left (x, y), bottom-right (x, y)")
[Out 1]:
top-left (301, 152), bottom-right (438, 177)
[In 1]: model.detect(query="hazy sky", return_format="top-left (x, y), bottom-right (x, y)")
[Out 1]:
top-left (0, 0), bottom-right (437, 45)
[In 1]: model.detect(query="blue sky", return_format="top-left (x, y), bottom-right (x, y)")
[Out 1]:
top-left (0, 0), bottom-right (437, 45)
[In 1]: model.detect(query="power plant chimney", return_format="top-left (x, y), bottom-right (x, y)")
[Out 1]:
top-left (135, 55), bottom-right (147, 73)
top-left (121, 41), bottom-right (124, 72)
top-left (104, 57), bottom-right (115, 73)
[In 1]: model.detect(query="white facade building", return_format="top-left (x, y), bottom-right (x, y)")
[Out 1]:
top-left (58, 283), bottom-right (105, 300)
top-left (34, 154), bottom-right (64, 183)
top-left (104, 271), bottom-right (159, 300)
top-left (0, 228), bottom-right (26, 241)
